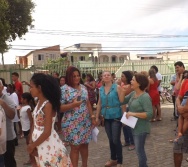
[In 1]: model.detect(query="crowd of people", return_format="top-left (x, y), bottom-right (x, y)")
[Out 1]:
top-left (0, 61), bottom-right (187, 167)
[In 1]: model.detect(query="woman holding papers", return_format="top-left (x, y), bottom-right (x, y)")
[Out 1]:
top-left (96, 71), bottom-right (123, 167)
top-left (122, 73), bottom-right (153, 167)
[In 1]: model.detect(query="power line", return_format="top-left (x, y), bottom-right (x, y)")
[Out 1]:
top-left (10, 48), bottom-right (188, 52)
top-left (30, 29), bottom-right (188, 38)
top-left (10, 44), bottom-right (187, 49)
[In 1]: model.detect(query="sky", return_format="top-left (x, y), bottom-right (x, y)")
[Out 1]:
top-left (3, 0), bottom-right (188, 64)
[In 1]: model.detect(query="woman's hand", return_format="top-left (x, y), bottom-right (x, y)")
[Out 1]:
top-left (72, 98), bottom-right (83, 108)
top-left (177, 105), bottom-right (185, 114)
top-left (31, 148), bottom-right (38, 157)
top-left (27, 143), bottom-right (35, 154)
top-left (126, 112), bottom-right (135, 119)
top-left (95, 117), bottom-right (99, 126)
top-left (91, 118), bottom-right (97, 126)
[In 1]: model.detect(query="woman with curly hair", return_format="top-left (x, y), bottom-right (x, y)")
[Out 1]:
top-left (27, 73), bottom-right (72, 167)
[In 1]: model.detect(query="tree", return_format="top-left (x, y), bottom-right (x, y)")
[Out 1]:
top-left (0, 0), bottom-right (9, 65)
top-left (0, 0), bottom-right (35, 65)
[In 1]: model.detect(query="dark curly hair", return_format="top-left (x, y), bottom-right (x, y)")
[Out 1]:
top-left (30, 73), bottom-right (61, 112)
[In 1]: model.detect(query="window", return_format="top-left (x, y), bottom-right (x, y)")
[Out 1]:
top-left (112, 56), bottom-right (116, 63)
top-left (38, 54), bottom-right (44, 60)
top-left (80, 56), bottom-right (85, 61)
top-left (71, 56), bottom-right (74, 62)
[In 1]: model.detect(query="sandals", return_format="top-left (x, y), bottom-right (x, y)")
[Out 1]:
top-left (105, 160), bottom-right (117, 167)
top-left (122, 143), bottom-right (129, 147)
top-left (128, 145), bottom-right (135, 151)
top-left (156, 118), bottom-right (162, 121)
top-left (150, 119), bottom-right (156, 122)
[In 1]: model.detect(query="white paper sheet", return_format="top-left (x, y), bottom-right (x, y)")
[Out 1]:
top-left (120, 112), bottom-right (138, 129)
top-left (92, 127), bottom-right (99, 143)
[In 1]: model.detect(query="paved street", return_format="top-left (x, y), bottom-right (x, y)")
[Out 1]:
top-left (15, 103), bottom-right (188, 167)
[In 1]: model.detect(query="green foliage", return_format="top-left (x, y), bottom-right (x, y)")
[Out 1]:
top-left (44, 57), bottom-right (70, 76)
top-left (46, 57), bottom-right (68, 64)
top-left (0, 0), bottom-right (9, 54)
top-left (0, 0), bottom-right (35, 64)
top-left (5, 0), bottom-right (35, 41)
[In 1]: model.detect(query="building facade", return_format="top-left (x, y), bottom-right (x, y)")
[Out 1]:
top-left (16, 45), bottom-right (61, 68)
top-left (62, 43), bottom-right (130, 64)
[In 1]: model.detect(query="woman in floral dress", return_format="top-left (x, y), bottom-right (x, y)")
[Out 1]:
top-left (27, 73), bottom-right (72, 167)
top-left (60, 66), bottom-right (96, 167)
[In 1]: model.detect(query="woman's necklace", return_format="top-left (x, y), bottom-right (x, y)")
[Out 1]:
top-left (104, 84), bottom-right (112, 95)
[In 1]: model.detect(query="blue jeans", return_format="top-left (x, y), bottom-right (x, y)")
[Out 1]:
top-left (123, 125), bottom-right (134, 145)
top-left (133, 132), bottom-right (148, 167)
top-left (0, 154), bottom-right (4, 167)
top-left (105, 119), bottom-right (122, 164)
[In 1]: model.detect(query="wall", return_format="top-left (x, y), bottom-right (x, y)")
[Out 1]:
top-left (27, 53), bottom-right (34, 67)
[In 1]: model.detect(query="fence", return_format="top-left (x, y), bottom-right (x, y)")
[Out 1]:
top-left (1, 59), bottom-right (188, 89)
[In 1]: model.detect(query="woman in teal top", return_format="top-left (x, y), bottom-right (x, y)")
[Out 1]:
top-left (122, 73), bottom-right (153, 167)
top-left (96, 71), bottom-right (123, 167)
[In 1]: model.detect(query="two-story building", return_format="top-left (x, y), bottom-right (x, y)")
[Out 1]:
top-left (62, 43), bottom-right (130, 64)
top-left (16, 45), bottom-right (61, 68)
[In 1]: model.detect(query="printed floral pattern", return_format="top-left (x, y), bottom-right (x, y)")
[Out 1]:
top-left (61, 84), bottom-right (92, 145)
top-left (32, 100), bottom-right (72, 167)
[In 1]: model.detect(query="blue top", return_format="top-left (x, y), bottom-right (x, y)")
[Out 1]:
top-left (99, 84), bottom-right (122, 119)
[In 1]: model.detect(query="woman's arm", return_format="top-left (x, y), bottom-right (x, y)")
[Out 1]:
top-left (60, 99), bottom-right (82, 112)
top-left (86, 100), bottom-right (96, 125)
top-left (27, 108), bottom-right (33, 129)
top-left (117, 84), bottom-right (132, 103)
top-left (27, 103), bottom-right (53, 154)
top-left (85, 81), bottom-right (96, 90)
top-left (96, 94), bottom-right (102, 121)
top-left (118, 85), bottom-right (126, 103)
top-left (126, 111), bottom-right (148, 119)
top-left (0, 99), bottom-right (15, 119)
top-left (28, 120), bottom-right (34, 144)
top-left (177, 97), bottom-right (188, 114)
top-left (86, 100), bottom-right (93, 117)
top-left (175, 74), bottom-right (183, 90)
